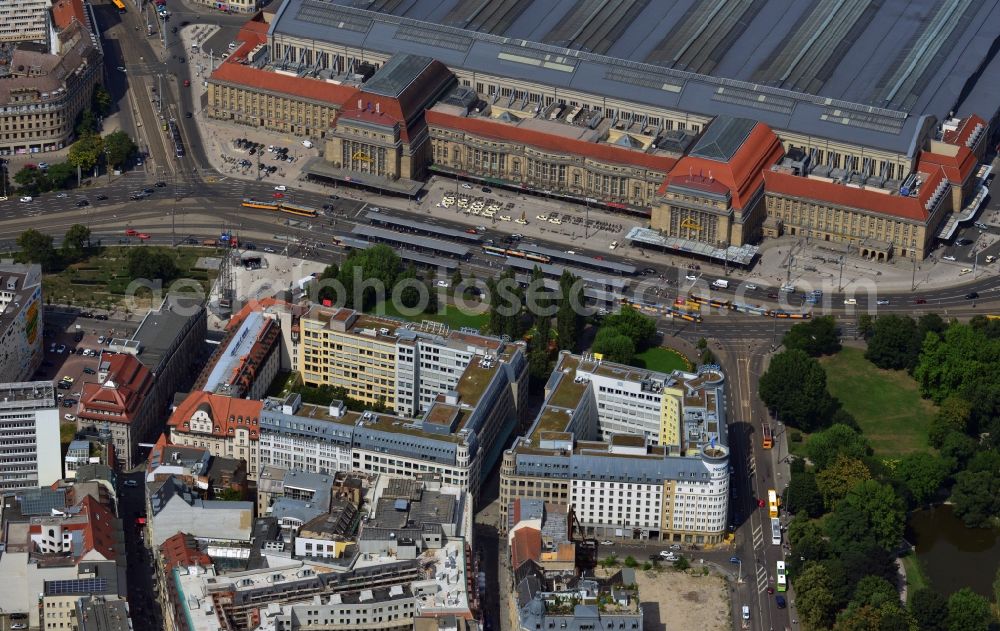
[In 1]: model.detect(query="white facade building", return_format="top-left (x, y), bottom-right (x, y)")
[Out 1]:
top-left (0, 381), bottom-right (61, 491)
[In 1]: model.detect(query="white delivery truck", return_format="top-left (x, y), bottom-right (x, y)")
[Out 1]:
top-left (712, 279), bottom-right (729, 289)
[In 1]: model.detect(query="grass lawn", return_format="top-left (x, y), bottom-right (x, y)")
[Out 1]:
top-left (265, 371), bottom-right (300, 399)
top-left (900, 553), bottom-right (929, 600)
top-left (632, 346), bottom-right (693, 373)
top-left (373, 300), bottom-right (490, 332)
top-left (820, 347), bottom-right (937, 457)
top-left (42, 246), bottom-right (216, 310)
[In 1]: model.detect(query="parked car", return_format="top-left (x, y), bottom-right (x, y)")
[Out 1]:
top-left (599, 540), bottom-right (614, 546)
top-left (942, 255), bottom-right (957, 261)
top-left (124, 480), bottom-right (138, 487)
top-left (19, 196), bottom-right (32, 203)
top-left (64, 414), bottom-right (76, 421)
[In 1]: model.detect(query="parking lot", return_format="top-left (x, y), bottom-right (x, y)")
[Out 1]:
top-left (37, 309), bottom-right (139, 421)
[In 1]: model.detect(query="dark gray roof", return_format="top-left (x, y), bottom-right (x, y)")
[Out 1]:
top-left (131, 295), bottom-right (204, 374)
top-left (351, 224), bottom-right (470, 257)
top-left (17, 487), bottom-right (69, 515)
top-left (688, 116), bottom-right (757, 162)
top-left (268, 0), bottom-right (1000, 156)
top-left (362, 53), bottom-right (435, 98)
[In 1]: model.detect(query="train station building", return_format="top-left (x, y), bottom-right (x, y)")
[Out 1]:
top-left (207, 0), bottom-right (1000, 257)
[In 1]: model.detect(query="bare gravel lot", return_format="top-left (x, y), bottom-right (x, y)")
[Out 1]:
top-left (597, 565), bottom-right (729, 631)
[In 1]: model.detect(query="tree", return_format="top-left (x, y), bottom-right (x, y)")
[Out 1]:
top-left (450, 268), bottom-right (463, 288)
top-left (556, 270), bottom-right (583, 352)
top-left (62, 224), bottom-right (91, 256)
top-left (127, 247), bottom-right (178, 282)
top-left (806, 423), bottom-right (872, 470)
top-left (214, 487), bottom-right (243, 501)
top-left (316, 264), bottom-right (339, 304)
top-left (601, 306), bottom-right (656, 351)
top-left (758, 349), bottom-right (836, 431)
top-left (785, 471), bottom-right (824, 518)
top-left (945, 588), bottom-right (994, 631)
top-left (850, 576), bottom-right (899, 610)
top-left (857, 314), bottom-right (875, 340)
top-left (939, 432), bottom-right (978, 472)
top-left (918, 313), bottom-right (947, 338)
top-left (783, 315), bottom-right (841, 356)
top-left (826, 479), bottom-right (905, 552)
top-left (68, 132), bottom-right (104, 173)
top-left (910, 588), bottom-right (948, 631)
top-left (914, 324), bottom-right (1000, 430)
top-left (796, 562), bottom-right (838, 630)
top-left (865, 314), bottom-right (921, 371)
top-left (13, 166), bottom-right (49, 194)
top-left (592, 327), bottom-right (635, 364)
top-left (16, 229), bottom-right (56, 269)
top-left (817, 454), bottom-right (871, 509)
top-left (336, 244), bottom-right (400, 311)
top-left (928, 396), bottom-right (972, 448)
top-left (103, 130), bottom-right (138, 168)
top-left (950, 467), bottom-right (1000, 528)
top-left (92, 85), bottom-right (112, 115)
top-left (834, 602), bottom-right (914, 631)
top-left (895, 452), bottom-right (949, 506)
top-left (75, 108), bottom-right (99, 136)
top-left (44, 162), bottom-right (75, 189)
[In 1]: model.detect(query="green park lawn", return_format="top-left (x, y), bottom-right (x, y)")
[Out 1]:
top-left (819, 347), bottom-right (937, 457)
top-left (632, 346), bottom-right (693, 373)
top-left (373, 299), bottom-right (490, 332)
top-left (42, 246), bottom-right (215, 310)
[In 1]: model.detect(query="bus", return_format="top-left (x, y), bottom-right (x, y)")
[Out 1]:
top-left (761, 423), bottom-right (773, 449)
top-left (112, 0), bottom-right (126, 12)
top-left (767, 489), bottom-right (779, 519)
top-left (771, 517), bottom-right (781, 546)
top-left (776, 561), bottom-right (787, 592)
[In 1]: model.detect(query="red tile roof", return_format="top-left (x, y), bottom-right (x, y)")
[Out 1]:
top-left (918, 146), bottom-right (977, 185)
top-left (77, 495), bottom-right (120, 561)
top-left (942, 114), bottom-right (987, 148)
top-left (226, 297), bottom-right (292, 332)
top-left (78, 354), bottom-right (153, 424)
top-left (210, 61), bottom-right (358, 110)
top-left (426, 109), bottom-right (677, 173)
top-left (159, 532), bottom-right (212, 572)
top-left (52, 0), bottom-right (86, 31)
top-left (763, 166), bottom-right (946, 222)
top-left (168, 391), bottom-right (263, 439)
top-left (510, 527), bottom-right (542, 571)
top-left (662, 122), bottom-right (784, 208)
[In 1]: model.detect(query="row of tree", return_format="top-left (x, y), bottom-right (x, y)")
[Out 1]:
top-left (13, 130), bottom-right (137, 195)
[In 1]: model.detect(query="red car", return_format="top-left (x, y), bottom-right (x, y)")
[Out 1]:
top-left (137, 233), bottom-right (151, 240)
top-left (273, 192), bottom-right (284, 199)
top-left (914, 298), bottom-right (927, 304)
top-left (183, 79), bottom-right (190, 87)
top-left (125, 229), bottom-right (138, 236)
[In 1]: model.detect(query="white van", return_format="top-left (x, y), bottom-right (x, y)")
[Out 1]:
top-left (843, 298), bottom-right (857, 305)
top-left (301, 140), bottom-right (314, 149)
top-left (712, 279), bottom-right (729, 289)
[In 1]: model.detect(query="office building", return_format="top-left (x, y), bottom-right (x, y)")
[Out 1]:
top-left (167, 392), bottom-right (264, 479)
top-left (500, 352), bottom-right (730, 545)
top-left (0, 0), bottom-right (103, 155)
top-left (75, 354), bottom-right (155, 470)
top-left (298, 306), bottom-right (528, 419)
top-left (261, 320), bottom-right (527, 503)
top-left (76, 596), bottom-right (131, 631)
top-left (0, 490), bottom-right (125, 629)
top-left (195, 308), bottom-right (282, 400)
top-left (171, 476), bottom-right (476, 631)
top-left (0, 0), bottom-right (50, 44)
top-left (0, 381), bottom-right (61, 491)
top-left (81, 295), bottom-right (206, 468)
top-left (0, 263), bottom-right (43, 381)
top-left (145, 434), bottom-right (248, 498)
top-left (147, 477), bottom-right (254, 548)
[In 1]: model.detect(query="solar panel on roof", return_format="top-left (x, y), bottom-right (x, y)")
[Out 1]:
top-left (395, 26), bottom-right (472, 52)
top-left (44, 578), bottom-right (109, 596)
top-left (296, 1), bottom-right (372, 32)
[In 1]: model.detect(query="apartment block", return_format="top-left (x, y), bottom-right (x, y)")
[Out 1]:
top-left (0, 263), bottom-right (43, 381)
top-left (500, 352), bottom-right (730, 545)
top-left (0, 381), bottom-right (61, 492)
